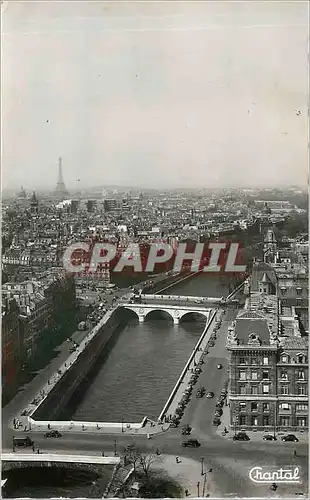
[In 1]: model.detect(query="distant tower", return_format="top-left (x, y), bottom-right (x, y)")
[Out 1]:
top-left (55, 157), bottom-right (69, 198)
top-left (263, 228), bottom-right (277, 263)
top-left (30, 191), bottom-right (39, 214)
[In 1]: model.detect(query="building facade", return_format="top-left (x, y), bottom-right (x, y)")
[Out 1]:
top-left (227, 292), bottom-right (308, 432)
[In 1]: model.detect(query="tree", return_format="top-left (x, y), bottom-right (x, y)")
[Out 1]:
top-left (124, 444), bottom-right (141, 471)
top-left (139, 453), bottom-right (160, 478)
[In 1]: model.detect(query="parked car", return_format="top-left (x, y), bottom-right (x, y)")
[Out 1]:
top-left (181, 425), bottom-right (192, 435)
top-left (263, 434), bottom-right (277, 441)
top-left (217, 364), bottom-right (222, 369)
top-left (44, 430), bottom-right (62, 438)
top-left (213, 417), bottom-right (221, 426)
top-left (281, 434), bottom-right (299, 442)
top-left (13, 436), bottom-right (34, 448)
top-left (206, 391), bottom-right (214, 399)
top-left (233, 432), bottom-right (250, 441)
top-left (182, 439), bottom-right (201, 448)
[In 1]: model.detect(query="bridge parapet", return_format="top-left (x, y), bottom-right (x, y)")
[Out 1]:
top-left (121, 303), bottom-right (211, 324)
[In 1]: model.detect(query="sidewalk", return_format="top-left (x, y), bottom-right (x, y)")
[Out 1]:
top-left (154, 454), bottom-right (223, 497)
top-left (216, 404), bottom-right (309, 443)
top-left (25, 419), bottom-right (170, 436)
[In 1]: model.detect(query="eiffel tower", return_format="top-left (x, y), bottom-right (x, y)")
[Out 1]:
top-left (55, 157), bottom-right (69, 198)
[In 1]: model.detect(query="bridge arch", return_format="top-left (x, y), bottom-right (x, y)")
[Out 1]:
top-left (179, 311), bottom-right (209, 323)
top-left (144, 309), bottom-right (174, 323)
top-left (121, 307), bottom-right (140, 321)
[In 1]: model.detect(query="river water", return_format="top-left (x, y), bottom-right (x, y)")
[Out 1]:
top-left (70, 274), bottom-right (229, 422)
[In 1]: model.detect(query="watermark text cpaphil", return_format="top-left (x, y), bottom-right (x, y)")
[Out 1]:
top-left (62, 241), bottom-right (246, 275)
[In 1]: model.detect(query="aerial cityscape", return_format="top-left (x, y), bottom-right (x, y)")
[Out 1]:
top-left (2, 1), bottom-right (308, 499)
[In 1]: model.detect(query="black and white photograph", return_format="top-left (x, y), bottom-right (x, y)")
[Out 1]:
top-left (1, 1), bottom-right (308, 498)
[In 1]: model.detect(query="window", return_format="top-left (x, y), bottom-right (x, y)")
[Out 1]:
top-left (296, 288), bottom-right (302, 296)
top-left (263, 416), bottom-right (270, 426)
top-left (263, 385), bottom-right (270, 394)
top-left (239, 385), bottom-right (246, 395)
top-left (251, 358), bottom-right (258, 365)
top-left (279, 416), bottom-right (290, 426)
top-left (297, 385), bottom-right (306, 395)
top-left (297, 370), bottom-right (305, 380)
top-left (297, 355), bottom-right (306, 364)
top-left (251, 385), bottom-right (258, 395)
top-left (280, 385), bottom-right (289, 395)
top-left (251, 416), bottom-right (258, 426)
top-left (239, 371), bottom-right (246, 380)
top-left (279, 403), bottom-right (291, 411)
top-left (239, 402), bottom-right (246, 411)
top-left (251, 402), bottom-right (258, 411)
top-left (296, 417), bottom-right (307, 427)
top-left (239, 357), bottom-right (246, 365)
top-left (263, 357), bottom-right (269, 365)
top-left (296, 404), bottom-right (308, 411)
top-left (262, 371), bottom-right (269, 380)
top-left (251, 371), bottom-right (258, 380)
top-left (239, 415), bottom-right (246, 426)
top-left (281, 355), bottom-right (288, 363)
top-left (263, 403), bottom-right (270, 412)
top-left (280, 371), bottom-right (288, 380)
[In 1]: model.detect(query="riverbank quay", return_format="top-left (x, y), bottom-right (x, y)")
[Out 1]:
top-left (158, 308), bottom-right (221, 423)
top-left (10, 304), bottom-right (127, 428)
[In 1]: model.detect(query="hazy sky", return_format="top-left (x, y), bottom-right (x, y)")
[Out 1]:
top-left (2, 1), bottom-right (308, 190)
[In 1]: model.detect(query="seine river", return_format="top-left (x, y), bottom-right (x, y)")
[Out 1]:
top-left (69, 274), bottom-right (229, 422)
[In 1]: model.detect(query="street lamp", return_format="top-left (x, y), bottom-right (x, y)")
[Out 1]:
top-left (201, 457), bottom-right (204, 476)
top-left (121, 416), bottom-right (124, 433)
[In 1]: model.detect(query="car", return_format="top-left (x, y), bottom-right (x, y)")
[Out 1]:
top-left (213, 418), bottom-right (221, 426)
top-left (233, 432), bottom-right (250, 441)
top-left (13, 436), bottom-right (34, 448)
top-left (281, 434), bottom-right (299, 442)
top-left (217, 364), bottom-right (222, 369)
top-left (182, 439), bottom-right (201, 448)
top-left (206, 392), bottom-right (214, 399)
top-left (44, 430), bottom-right (62, 438)
top-left (181, 425), bottom-right (192, 435)
top-left (263, 434), bottom-right (277, 441)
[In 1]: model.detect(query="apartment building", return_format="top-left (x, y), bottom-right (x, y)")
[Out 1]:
top-left (227, 292), bottom-right (308, 432)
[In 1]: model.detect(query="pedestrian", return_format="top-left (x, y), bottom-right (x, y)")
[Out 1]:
top-left (101, 451), bottom-right (105, 457)
top-left (37, 448), bottom-right (40, 454)
top-left (293, 449), bottom-right (297, 458)
top-left (224, 427), bottom-right (227, 434)
top-left (185, 489), bottom-right (189, 497)
top-left (32, 444), bottom-right (35, 452)
top-left (175, 456), bottom-right (180, 464)
top-left (47, 424), bottom-right (50, 430)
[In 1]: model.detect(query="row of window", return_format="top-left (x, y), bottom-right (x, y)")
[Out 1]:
top-left (239, 402), bottom-right (308, 412)
top-left (279, 370), bottom-right (306, 380)
top-left (238, 370), bottom-right (306, 381)
top-left (279, 287), bottom-right (304, 295)
top-left (238, 355), bottom-right (307, 365)
top-left (238, 384), bottom-right (307, 395)
top-left (238, 415), bottom-right (307, 427)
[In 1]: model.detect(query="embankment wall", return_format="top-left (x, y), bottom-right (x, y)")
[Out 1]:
top-left (31, 310), bottom-right (125, 421)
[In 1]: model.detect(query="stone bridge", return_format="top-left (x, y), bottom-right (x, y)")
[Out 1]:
top-left (120, 303), bottom-right (212, 324)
